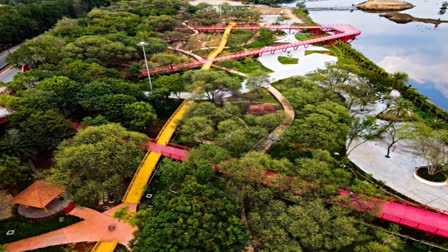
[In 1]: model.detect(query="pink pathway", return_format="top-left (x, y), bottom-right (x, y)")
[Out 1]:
top-left (6, 203), bottom-right (137, 252)
top-left (153, 144), bottom-right (448, 239)
top-left (143, 24), bottom-right (361, 75)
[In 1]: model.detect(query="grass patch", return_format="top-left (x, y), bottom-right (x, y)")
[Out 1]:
top-left (377, 110), bottom-right (417, 122)
top-left (305, 50), bottom-right (332, 56)
top-left (233, 57), bottom-right (272, 74)
top-left (416, 167), bottom-right (447, 182)
top-left (294, 32), bottom-right (312, 41)
top-left (278, 56), bottom-right (299, 64)
top-left (0, 211), bottom-right (81, 244)
top-left (227, 30), bottom-right (255, 48)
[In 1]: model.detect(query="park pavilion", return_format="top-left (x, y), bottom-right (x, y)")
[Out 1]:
top-left (11, 180), bottom-right (71, 219)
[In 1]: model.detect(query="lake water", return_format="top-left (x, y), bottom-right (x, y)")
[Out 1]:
top-left (283, 0), bottom-right (448, 110)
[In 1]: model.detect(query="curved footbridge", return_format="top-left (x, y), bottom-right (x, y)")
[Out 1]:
top-left (143, 24), bottom-right (361, 75)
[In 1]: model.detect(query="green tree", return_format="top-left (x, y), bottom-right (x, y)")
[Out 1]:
top-left (6, 34), bottom-right (67, 67)
top-left (179, 116), bottom-right (215, 144)
top-left (36, 76), bottom-right (83, 116)
top-left (287, 101), bottom-right (351, 153)
top-left (246, 70), bottom-right (270, 94)
top-left (384, 123), bottom-right (414, 158)
top-left (0, 155), bottom-right (30, 188)
top-left (154, 73), bottom-right (184, 98)
top-left (139, 15), bottom-right (180, 32)
top-left (63, 36), bottom-right (137, 66)
top-left (46, 124), bottom-right (148, 207)
top-left (132, 176), bottom-right (248, 252)
top-left (9, 109), bottom-right (75, 152)
top-left (412, 123), bottom-right (448, 175)
top-left (150, 53), bottom-right (187, 69)
top-left (183, 70), bottom-right (241, 104)
top-left (346, 115), bottom-right (386, 155)
top-left (123, 101), bottom-right (158, 131)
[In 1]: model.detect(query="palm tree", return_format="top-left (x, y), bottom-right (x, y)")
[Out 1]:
top-left (0, 131), bottom-right (36, 171)
top-left (387, 97), bottom-right (414, 121)
top-left (391, 72), bottom-right (409, 89)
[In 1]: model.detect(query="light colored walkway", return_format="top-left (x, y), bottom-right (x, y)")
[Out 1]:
top-left (258, 45), bottom-right (336, 83)
top-left (6, 205), bottom-right (136, 252)
top-left (349, 139), bottom-right (448, 212)
top-left (251, 85), bottom-right (295, 152)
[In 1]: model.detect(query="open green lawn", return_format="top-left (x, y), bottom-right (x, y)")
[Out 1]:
top-left (295, 32), bottom-right (312, 41)
top-left (278, 56), bottom-right (299, 64)
top-left (0, 212), bottom-right (81, 244)
top-left (305, 50), bottom-right (333, 56)
top-left (234, 57), bottom-right (272, 74)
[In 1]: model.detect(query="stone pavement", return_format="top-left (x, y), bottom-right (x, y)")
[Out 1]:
top-left (349, 138), bottom-right (448, 212)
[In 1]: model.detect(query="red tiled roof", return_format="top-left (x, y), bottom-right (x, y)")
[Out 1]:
top-left (12, 181), bottom-right (64, 208)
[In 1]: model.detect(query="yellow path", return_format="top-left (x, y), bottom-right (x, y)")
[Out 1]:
top-left (91, 241), bottom-right (118, 252)
top-left (201, 22), bottom-right (236, 71)
top-left (122, 100), bottom-right (190, 204)
top-left (92, 22), bottom-right (235, 252)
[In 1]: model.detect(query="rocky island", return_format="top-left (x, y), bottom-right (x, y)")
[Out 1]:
top-left (380, 12), bottom-right (448, 25)
top-left (356, 0), bottom-right (414, 11)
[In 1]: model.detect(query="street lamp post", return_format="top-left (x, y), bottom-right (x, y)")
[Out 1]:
top-left (137, 41), bottom-right (153, 94)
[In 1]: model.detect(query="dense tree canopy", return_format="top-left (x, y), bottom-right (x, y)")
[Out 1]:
top-left (133, 176), bottom-right (248, 252)
top-left (46, 124), bottom-right (148, 207)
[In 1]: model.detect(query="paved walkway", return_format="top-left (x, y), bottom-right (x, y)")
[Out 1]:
top-left (6, 204), bottom-right (136, 252)
top-left (350, 138), bottom-right (448, 212)
top-left (251, 85), bottom-right (295, 152)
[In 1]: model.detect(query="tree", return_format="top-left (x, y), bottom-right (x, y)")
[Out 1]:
top-left (153, 73), bottom-right (185, 98)
top-left (132, 176), bottom-right (248, 252)
top-left (0, 155), bottom-right (30, 188)
top-left (60, 59), bottom-right (122, 83)
top-left (179, 116), bottom-right (215, 144)
top-left (36, 76), bottom-right (83, 116)
top-left (287, 101), bottom-right (351, 154)
top-left (139, 15), bottom-right (180, 32)
top-left (183, 70), bottom-right (241, 104)
top-left (123, 101), bottom-right (158, 131)
top-left (46, 124), bottom-right (148, 207)
top-left (150, 53), bottom-right (186, 69)
top-left (346, 116), bottom-right (386, 155)
top-left (385, 97), bottom-right (414, 121)
top-left (9, 109), bottom-right (75, 152)
top-left (6, 34), bottom-right (66, 67)
top-left (384, 123), bottom-right (414, 158)
top-left (307, 62), bottom-right (358, 92)
top-left (63, 36), bottom-right (137, 66)
top-left (412, 123), bottom-right (448, 175)
top-left (246, 70), bottom-right (270, 94)
top-left (258, 28), bottom-right (275, 45)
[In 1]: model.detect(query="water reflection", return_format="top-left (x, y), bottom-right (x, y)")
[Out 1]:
top-left (284, 0), bottom-right (448, 110)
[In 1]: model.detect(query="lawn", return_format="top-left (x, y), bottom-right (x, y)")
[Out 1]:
top-left (234, 57), bottom-right (272, 74)
top-left (278, 56), bottom-right (299, 64)
top-left (305, 50), bottom-right (333, 56)
top-left (0, 211), bottom-right (81, 244)
top-left (294, 32), bottom-right (312, 41)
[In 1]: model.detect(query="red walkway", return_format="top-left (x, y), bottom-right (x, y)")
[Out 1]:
top-left (143, 25), bottom-right (361, 75)
top-left (155, 144), bottom-right (448, 239)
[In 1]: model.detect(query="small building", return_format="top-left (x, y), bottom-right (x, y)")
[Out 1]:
top-left (247, 103), bottom-right (276, 115)
top-left (11, 181), bottom-right (71, 219)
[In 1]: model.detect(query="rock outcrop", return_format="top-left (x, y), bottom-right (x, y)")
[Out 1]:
top-left (380, 12), bottom-right (448, 25)
top-left (356, 0), bottom-right (414, 11)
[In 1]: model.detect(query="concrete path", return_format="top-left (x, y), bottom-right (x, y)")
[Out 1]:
top-left (251, 85), bottom-right (295, 152)
top-left (258, 44), bottom-right (336, 83)
top-left (350, 138), bottom-right (448, 212)
top-left (6, 204), bottom-right (136, 252)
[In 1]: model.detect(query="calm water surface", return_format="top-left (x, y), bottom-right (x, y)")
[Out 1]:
top-left (284, 0), bottom-right (448, 110)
